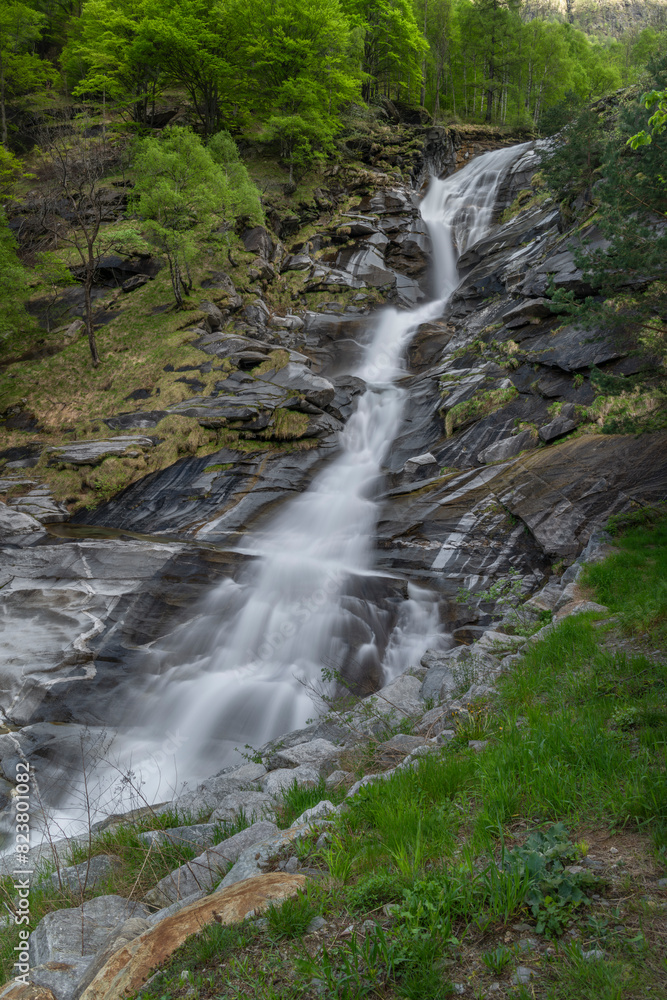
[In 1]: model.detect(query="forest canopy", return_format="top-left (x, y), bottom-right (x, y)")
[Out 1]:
top-left (2, 0), bottom-right (666, 153)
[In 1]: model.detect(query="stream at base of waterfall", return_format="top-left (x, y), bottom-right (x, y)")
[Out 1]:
top-left (44, 143), bottom-right (531, 835)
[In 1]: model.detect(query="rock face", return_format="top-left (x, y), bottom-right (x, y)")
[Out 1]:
top-left (1, 128), bottom-right (666, 827)
top-left (76, 874), bottom-right (306, 1000)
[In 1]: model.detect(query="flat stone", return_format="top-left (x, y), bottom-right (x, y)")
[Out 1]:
top-left (261, 765), bottom-right (319, 797)
top-left (76, 874), bottom-right (306, 1000)
top-left (306, 915), bottom-right (327, 934)
top-left (47, 438), bottom-right (154, 466)
top-left (209, 790), bottom-right (275, 824)
top-left (270, 738), bottom-right (341, 775)
top-left (0, 501), bottom-right (43, 539)
top-left (48, 855), bottom-right (122, 894)
top-left (143, 820), bottom-right (279, 907)
top-left (538, 416), bottom-right (577, 443)
top-left (137, 824), bottom-right (218, 851)
top-left (512, 966), bottom-right (537, 985)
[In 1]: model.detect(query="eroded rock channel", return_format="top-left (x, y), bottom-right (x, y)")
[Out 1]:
top-left (1, 130), bottom-right (665, 833)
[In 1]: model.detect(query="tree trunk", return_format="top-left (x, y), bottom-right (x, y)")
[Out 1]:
top-left (420, 0), bottom-right (428, 107)
top-left (0, 51), bottom-right (7, 147)
top-left (84, 277), bottom-right (100, 367)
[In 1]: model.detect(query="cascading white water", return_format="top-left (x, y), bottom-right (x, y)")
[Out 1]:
top-left (43, 143), bottom-right (531, 824)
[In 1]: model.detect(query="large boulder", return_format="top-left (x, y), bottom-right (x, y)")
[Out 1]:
top-left (143, 819), bottom-right (279, 907)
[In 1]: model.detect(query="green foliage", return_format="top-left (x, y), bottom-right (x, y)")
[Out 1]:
top-left (0, 207), bottom-right (31, 340)
top-left (265, 886), bottom-right (319, 939)
top-left (628, 87), bottom-right (667, 147)
top-left (542, 55), bottom-right (667, 363)
top-left (0, 3), bottom-right (56, 144)
top-left (275, 777), bottom-right (330, 829)
top-left (444, 385), bottom-right (517, 436)
top-left (132, 126), bottom-right (257, 306)
top-left (581, 510), bottom-right (667, 645)
top-left (501, 824), bottom-right (596, 937)
top-left (481, 944), bottom-right (515, 973)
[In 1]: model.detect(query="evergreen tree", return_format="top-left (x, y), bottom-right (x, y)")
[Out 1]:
top-left (543, 56), bottom-right (667, 364)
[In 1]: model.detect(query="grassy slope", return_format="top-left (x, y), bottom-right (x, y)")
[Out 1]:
top-left (136, 514), bottom-right (665, 1000)
top-left (0, 510), bottom-right (661, 996)
top-left (123, 509), bottom-right (666, 999)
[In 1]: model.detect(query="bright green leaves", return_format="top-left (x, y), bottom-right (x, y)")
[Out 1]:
top-left (132, 126), bottom-right (262, 306)
top-left (628, 88), bottom-right (667, 148)
top-left (0, 3), bottom-right (56, 145)
top-left (0, 208), bottom-right (31, 338)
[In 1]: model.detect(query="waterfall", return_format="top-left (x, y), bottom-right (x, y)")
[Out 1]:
top-left (49, 142), bottom-right (532, 824)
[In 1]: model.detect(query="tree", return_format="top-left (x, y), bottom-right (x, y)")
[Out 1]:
top-left (0, 207), bottom-right (31, 342)
top-left (144, 0), bottom-right (232, 138)
top-left (226, 0), bottom-right (361, 173)
top-left (132, 127), bottom-right (235, 307)
top-left (628, 88), bottom-right (667, 147)
top-left (63, 0), bottom-right (163, 126)
top-left (543, 55), bottom-right (667, 363)
top-left (343, 0), bottom-right (426, 102)
top-left (0, 3), bottom-right (55, 147)
top-left (38, 123), bottom-right (139, 366)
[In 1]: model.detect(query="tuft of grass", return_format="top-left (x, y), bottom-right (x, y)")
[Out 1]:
top-left (265, 886), bottom-right (319, 940)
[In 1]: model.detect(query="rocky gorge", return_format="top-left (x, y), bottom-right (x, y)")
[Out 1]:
top-left (1, 122), bottom-right (666, 837)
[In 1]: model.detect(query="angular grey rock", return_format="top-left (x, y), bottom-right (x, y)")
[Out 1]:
top-left (554, 580), bottom-right (580, 610)
top-left (259, 363), bottom-right (335, 409)
top-left (137, 823), bottom-right (218, 851)
top-left (525, 582), bottom-right (562, 612)
top-left (261, 765), bottom-right (319, 797)
top-left (209, 790), bottom-right (275, 824)
top-left (306, 915), bottom-right (327, 934)
top-left (325, 769), bottom-right (349, 789)
top-left (47, 437), bottom-right (154, 466)
top-left (270, 738), bottom-right (341, 775)
top-left (375, 733), bottom-right (425, 765)
top-left (0, 500), bottom-right (43, 539)
top-left (555, 599), bottom-right (608, 622)
top-left (538, 416), bottom-right (577, 443)
top-left (414, 704), bottom-right (450, 735)
top-left (29, 895), bottom-right (149, 1000)
top-left (170, 763), bottom-right (266, 817)
top-left (143, 820), bottom-right (279, 906)
top-left (294, 800), bottom-right (338, 826)
top-left (49, 854), bottom-right (121, 894)
top-left (478, 428), bottom-right (536, 465)
top-left (145, 889), bottom-right (206, 926)
top-left (360, 673), bottom-right (424, 722)
top-left (468, 740), bottom-right (489, 752)
top-left (460, 683), bottom-right (495, 705)
top-left (215, 826), bottom-right (308, 891)
top-left (420, 653), bottom-right (457, 704)
top-left (503, 297), bottom-right (553, 326)
top-left (512, 966), bottom-right (537, 985)
top-left (199, 300), bottom-right (224, 331)
top-left (403, 452), bottom-right (437, 474)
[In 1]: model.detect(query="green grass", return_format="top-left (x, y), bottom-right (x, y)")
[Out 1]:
top-left (2, 513), bottom-right (666, 998)
top-left (581, 517), bottom-right (667, 645)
